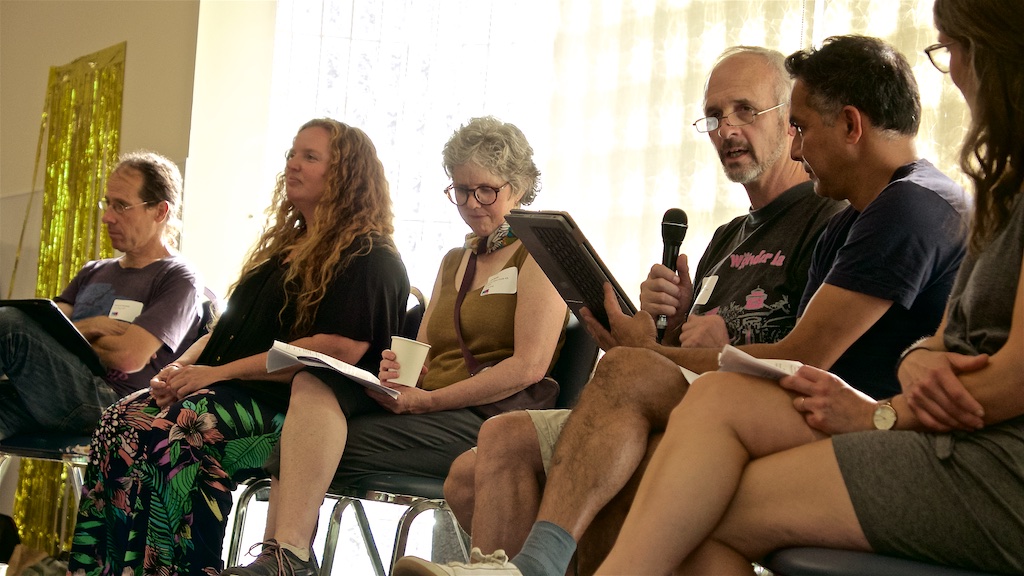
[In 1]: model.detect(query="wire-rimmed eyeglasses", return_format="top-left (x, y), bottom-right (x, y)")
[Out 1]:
top-left (99, 198), bottom-right (154, 215)
top-left (693, 102), bottom-right (787, 134)
top-left (444, 182), bottom-right (510, 206)
top-left (924, 42), bottom-right (954, 74)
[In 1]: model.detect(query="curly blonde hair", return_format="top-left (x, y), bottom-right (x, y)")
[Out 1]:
top-left (233, 119), bottom-right (396, 336)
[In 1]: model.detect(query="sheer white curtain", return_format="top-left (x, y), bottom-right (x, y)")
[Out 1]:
top-left (264, 0), bottom-right (968, 300)
top-left (265, 0), bottom-right (559, 292)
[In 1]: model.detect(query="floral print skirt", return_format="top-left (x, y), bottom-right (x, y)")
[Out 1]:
top-left (68, 382), bottom-right (287, 576)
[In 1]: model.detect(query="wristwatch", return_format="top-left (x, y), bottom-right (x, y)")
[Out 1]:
top-left (872, 399), bottom-right (897, 430)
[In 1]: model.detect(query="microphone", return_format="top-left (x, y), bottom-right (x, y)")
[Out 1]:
top-left (657, 208), bottom-right (688, 343)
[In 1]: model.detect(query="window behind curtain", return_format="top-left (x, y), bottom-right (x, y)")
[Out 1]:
top-left (265, 0), bottom-right (968, 304)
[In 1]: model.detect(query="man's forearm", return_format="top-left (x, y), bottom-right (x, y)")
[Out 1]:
top-left (648, 344), bottom-right (720, 374)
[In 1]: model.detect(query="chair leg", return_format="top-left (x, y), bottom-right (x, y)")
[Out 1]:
top-left (389, 499), bottom-right (468, 570)
top-left (227, 478), bottom-right (272, 566)
top-left (322, 496), bottom-right (385, 576)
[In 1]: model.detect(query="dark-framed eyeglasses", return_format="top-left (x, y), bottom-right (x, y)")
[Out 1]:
top-left (924, 41), bottom-right (954, 74)
top-left (693, 102), bottom-right (787, 134)
top-left (99, 198), bottom-right (154, 215)
top-left (444, 182), bottom-right (510, 206)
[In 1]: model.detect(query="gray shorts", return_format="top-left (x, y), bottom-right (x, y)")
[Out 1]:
top-left (833, 415), bottom-right (1024, 573)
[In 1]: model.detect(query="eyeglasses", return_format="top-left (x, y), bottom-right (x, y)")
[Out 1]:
top-left (693, 102), bottom-right (787, 134)
top-left (444, 182), bottom-right (510, 206)
top-left (99, 198), bottom-right (154, 215)
top-left (924, 42), bottom-right (954, 74)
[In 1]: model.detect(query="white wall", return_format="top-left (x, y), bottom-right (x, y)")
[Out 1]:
top-left (180, 0), bottom-right (278, 300)
top-left (0, 0), bottom-right (201, 298)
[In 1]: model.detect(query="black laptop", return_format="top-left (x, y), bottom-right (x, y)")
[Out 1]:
top-left (0, 299), bottom-right (106, 376)
top-left (505, 209), bottom-right (636, 330)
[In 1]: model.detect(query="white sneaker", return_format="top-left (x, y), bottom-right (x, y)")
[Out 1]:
top-left (392, 548), bottom-right (523, 576)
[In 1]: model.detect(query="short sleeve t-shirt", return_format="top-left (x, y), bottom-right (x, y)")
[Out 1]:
top-left (691, 182), bottom-right (846, 345)
top-left (56, 255), bottom-right (203, 396)
top-left (798, 160), bottom-right (969, 399)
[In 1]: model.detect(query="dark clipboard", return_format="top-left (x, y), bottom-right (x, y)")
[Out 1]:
top-left (505, 209), bottom-right (637, 330)
top-left (0, 299), bottom-right (107, 377)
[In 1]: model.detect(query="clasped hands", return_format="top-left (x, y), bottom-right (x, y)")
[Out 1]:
top-left (150, 363), bottom-right (226, 409)
top-left (780, 346), bottom-right (988, 435)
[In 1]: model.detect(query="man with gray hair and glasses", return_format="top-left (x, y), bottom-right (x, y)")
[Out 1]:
top-left (0, 150), bottom-right (205, 440)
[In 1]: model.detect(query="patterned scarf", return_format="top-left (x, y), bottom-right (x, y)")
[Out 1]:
top-left (464, 221), bottom-right (518, 255)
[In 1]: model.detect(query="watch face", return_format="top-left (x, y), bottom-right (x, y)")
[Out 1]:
top-left (873, 404), bottom-right (897, 430)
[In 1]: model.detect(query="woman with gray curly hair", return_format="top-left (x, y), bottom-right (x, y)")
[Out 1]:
top-left (224, 116), bottom-right (568, 576)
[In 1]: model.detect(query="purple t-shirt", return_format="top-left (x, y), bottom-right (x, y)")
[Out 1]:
top-left (56, 255), bottom-right (203, 396)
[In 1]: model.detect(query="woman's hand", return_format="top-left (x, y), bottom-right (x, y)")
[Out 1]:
top-left (162, 364), bottom-right (226, 402)
top-left (898, 348), bottom-right (987, 431)
top-left (366, 383), bottom-right (434, 414)
top-left (780, 365), bottom-right (877, 435)
top-left (378, 349), bottom-right (427, 385)
top-left (150, 363), bottom-right (183, 409)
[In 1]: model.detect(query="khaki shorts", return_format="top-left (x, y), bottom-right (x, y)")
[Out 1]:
top-left (526, 408), bottom-right (571, 475)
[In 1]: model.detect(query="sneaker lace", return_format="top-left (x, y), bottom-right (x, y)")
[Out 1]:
top-left (466, 547), bottom-right (509, 565)
top-left (245, 540), bottom-right (300, 576)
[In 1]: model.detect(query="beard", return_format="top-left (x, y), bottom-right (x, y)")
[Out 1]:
top-left (720, 123), bottom-right (788, 184)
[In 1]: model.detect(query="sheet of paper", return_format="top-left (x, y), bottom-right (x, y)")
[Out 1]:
top-left (717, 345), bottom-right (802, 380)
top-left (267, 340), bottom-right (400, 399)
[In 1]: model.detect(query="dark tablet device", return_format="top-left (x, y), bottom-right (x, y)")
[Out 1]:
top-left (505, 209), bottom-right (636, 330)
top-left (0, 298), bottom-right (106, 376)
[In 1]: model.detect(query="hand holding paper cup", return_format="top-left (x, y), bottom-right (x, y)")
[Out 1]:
top-left (389, 336), bottom-right (430, 386)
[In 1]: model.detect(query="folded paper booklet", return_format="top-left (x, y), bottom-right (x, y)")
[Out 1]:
top-left (717, 345), bottom-right (802, 380)
top-left (267, 340), bottom-right (400, 399)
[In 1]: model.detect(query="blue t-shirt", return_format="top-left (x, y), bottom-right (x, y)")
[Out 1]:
top-left (798, 160), bottom-right (969, 399)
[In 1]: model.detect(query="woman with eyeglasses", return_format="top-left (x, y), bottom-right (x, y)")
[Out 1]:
top-left (221, 115), bottom-right (568, 575)
top-left (68, 118), bottom-right (410, 576)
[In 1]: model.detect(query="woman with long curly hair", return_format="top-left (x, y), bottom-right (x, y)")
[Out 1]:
top-left (68, 118), bottom-right (410, 576)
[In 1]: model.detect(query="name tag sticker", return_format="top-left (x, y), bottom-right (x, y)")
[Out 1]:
top-left (109, 299), bottom-right (144, 322)
top-left (694, 275), bottom-right (718, 306)
top-left (481, 267), bottom-right (518, 296)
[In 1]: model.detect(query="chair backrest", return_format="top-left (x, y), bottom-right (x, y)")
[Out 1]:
top-left (198, 287), bottom-right (220, 338)
top-left (400, 286), bottom-right (425, 340)
top-left (550, 316), bottom-right (599, 409)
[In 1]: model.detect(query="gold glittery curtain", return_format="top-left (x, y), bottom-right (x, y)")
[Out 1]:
top-left (35, 41), bottom-right (125, 297)
top-left (11, 41), bottom-right (126, 557)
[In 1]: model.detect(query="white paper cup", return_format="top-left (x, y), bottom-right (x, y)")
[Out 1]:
top-left (390, 336), bottom-right (430, 386)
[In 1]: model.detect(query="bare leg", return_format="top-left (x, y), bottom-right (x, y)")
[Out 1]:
top-left (576, 432), bottom-right (662, 576)
top-left (461, 412), bottom-right (545, 556)
top-left (268, 371), bottom-right (349, 551)
top-left (677, 440), bottom-right (867, 574)
top-left (444, 450), bottom-right (476, 532)
top-left (597, 372), bottom-right (866, 574)
top-left (537, 347), bottom-right (687, 539)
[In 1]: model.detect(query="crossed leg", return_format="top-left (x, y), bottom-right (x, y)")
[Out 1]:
top-left (597, 371), bottom-right (870, 574)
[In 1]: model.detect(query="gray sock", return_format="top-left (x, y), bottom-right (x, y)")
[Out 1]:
top-left (511, 521), bottom-right (576, 576)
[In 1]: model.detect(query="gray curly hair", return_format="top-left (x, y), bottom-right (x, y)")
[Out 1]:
top-left (442, 116), bottom-right (541, 206)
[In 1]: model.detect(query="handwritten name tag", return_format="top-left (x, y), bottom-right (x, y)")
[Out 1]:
top-left (109, 299), bottom-right (144, 322)
top-left (694, 275), bottom-right (718, 306)
top-left (481, 267), bottom-right (518, 296)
